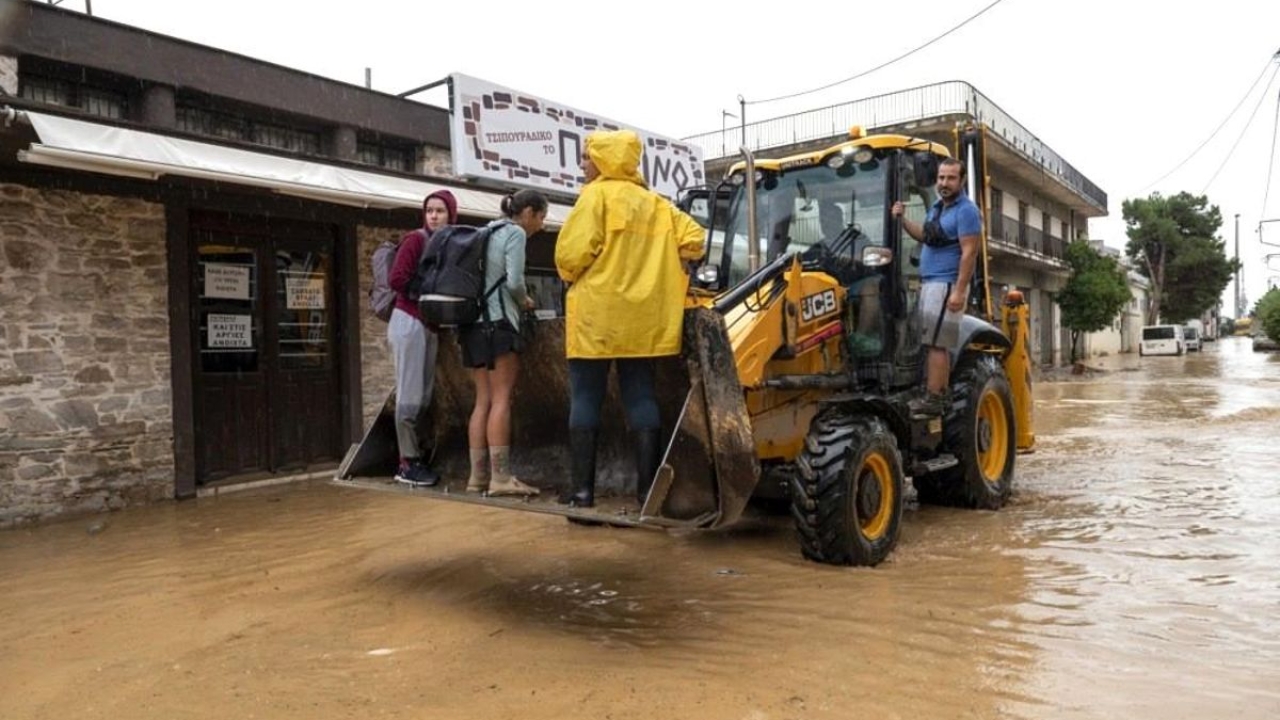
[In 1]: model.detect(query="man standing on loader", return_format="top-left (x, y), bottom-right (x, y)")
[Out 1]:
top-left (554, 129), bottom-right (705, 508)
top-left (891, 158), bottom-right (981, 417)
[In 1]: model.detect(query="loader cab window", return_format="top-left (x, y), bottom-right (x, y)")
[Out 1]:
top-left (719, 156), bottom-right (890, 288)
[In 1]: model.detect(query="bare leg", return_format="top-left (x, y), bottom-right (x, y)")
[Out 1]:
top-left (466, 368), bottom-right (492, 492)
top-left (486, 353), bottom-right (537, 497)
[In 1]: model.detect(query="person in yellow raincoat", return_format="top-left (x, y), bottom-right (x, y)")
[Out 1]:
top-left (554, 130), bottom-right (705, 508)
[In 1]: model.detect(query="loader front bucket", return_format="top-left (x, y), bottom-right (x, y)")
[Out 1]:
top-left (338, 309), bottom-right (760, 530)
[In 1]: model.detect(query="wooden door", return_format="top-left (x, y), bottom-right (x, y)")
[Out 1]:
top-left (191, 212), bottom-right (340, 483)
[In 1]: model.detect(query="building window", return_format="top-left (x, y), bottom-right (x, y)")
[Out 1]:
top-left (177, 105), bottom-right (319, 155)
top-left (357, 142), bottom-right (414, 172)
top-left (1018, 201), bottom-right (1028, 247)
top-left (253, 122), bottom-right (320, 155)
top-left (1060, 220), bottom-right (1068, 241)
top-left (20, 75), bottom-right (127, 119)
top-left (177, 106), bottom-right (247, 141)
top-left (989, 186), bottom-right (1005, 240)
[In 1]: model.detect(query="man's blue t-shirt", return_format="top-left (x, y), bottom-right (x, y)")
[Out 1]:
top-left (919, 194), bottom-right (982, 283)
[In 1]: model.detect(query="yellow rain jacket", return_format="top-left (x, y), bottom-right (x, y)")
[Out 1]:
top-left (556, 130), bottom-right (705, 359)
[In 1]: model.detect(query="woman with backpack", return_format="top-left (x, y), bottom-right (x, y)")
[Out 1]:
top-left (461, 189), bottom-right (548, 497)
top-left (386, 189), bottom-right (457, 487)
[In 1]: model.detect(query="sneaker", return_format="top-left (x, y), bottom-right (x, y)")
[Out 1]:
top-left (908, 391), bottom-right (950, 418)
top-left (395, 459), bottom-right (440, 487)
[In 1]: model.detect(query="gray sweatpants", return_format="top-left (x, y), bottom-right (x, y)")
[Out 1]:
top-left (387, 308), bottom-right (438, 460)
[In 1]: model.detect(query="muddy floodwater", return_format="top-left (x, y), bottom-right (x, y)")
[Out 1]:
top-left (2, 337), bottom-right (1278, 719)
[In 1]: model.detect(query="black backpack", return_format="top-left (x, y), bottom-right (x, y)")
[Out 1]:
top-left (410, 221), bottom-right (509, 327)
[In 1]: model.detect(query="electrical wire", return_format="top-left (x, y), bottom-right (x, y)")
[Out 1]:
top-left (1202, 63), bottom-right (1280, 194)
top-left (744, 0), bottom-right (1007, 107)
top-left (1262, 85), bottom-right (1280, 218)
top-left (1137, 56), bottom-right (1277, 193)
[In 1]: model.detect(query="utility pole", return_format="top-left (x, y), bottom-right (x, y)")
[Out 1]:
top-left (721, 110), bottom-right (738, 158)
top-left (738, 94), bottom-right (746, 148)
top-left (1235, 213), bottom-right (1241, 318)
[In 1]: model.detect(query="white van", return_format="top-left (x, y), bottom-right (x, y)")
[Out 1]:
top-left (1182, 325), bottom-right (1202, 352)
top-left (1140, 325), bottom-right (1185, 356)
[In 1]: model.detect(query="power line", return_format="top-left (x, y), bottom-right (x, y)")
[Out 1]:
top-left (1137, 55), bottom-right (1277, 193)
top-left (744, 0), bottom-right (1007, 107)
top-left (1263, 85), bottom-right (1280, 218)
top-left (1202, 63), bottom-right (1280, 195)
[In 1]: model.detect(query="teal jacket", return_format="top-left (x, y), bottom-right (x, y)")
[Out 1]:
top-left (484, 219), bottom-right (530, 330)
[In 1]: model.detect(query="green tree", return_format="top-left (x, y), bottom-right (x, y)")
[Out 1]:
top-left (1122, 192), bottom-right (1238, 324)
top-left (1256, 288), bottom-right (1280, 344)
top-left (1056, 240), bottom-right (1132, 362)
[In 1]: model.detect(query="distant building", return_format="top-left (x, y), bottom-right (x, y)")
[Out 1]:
top-left (685, 81), bottom-right (1109, 369)
top-left (1078, 241), bottom-right (1148, 357)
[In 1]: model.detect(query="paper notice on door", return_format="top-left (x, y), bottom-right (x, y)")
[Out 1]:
top-left (204, 264), bottom-right (251, 300)
top-left (208, 314), bottom-right (253, 348)
top-left (285, 276), bottom-right (325, 309)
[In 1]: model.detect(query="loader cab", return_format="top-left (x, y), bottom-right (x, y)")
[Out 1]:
top-left (708, 153), bottom-right (892, 289)
top-left (695, 141), bottom-right (945, 385)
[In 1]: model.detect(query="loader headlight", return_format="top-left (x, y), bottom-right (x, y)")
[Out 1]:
top-left (861, 246), bottom-right (893, 267)
top-left (850, 145), bottom-right (875, 164)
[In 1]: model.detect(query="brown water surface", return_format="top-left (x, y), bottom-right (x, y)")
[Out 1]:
top-left (2, 337), bottom-right (1277, 719)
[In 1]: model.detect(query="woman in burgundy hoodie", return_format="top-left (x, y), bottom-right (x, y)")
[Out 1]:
top-left (386, 189), bottom-right (457, 486)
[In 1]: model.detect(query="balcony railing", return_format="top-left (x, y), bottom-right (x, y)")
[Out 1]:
top-left (684, 80), bottom-right (1106, 211)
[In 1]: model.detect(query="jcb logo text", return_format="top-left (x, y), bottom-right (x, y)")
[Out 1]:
top-left (801, 290), bottom-right (837, 322)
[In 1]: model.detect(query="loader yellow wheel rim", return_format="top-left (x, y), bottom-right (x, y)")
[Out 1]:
top-left (856, 452), bottom-right (894, 540)
top-left (975, 389), bottom-right (1010, 482)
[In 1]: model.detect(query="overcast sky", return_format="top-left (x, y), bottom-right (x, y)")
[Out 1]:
top-left (56, 0), bottom-right (1280, 312)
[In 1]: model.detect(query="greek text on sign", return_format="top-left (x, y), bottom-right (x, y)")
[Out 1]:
top-left (450, 73), bottom-right (704, 200)
top-left (286, 276), bottom-right (325, 310)
top-left (800, 289), bottom-right (838, 322)
top-left (208, 313), bottom-right (253, 348)
top-left (205, 263), bottom-right (250, 300)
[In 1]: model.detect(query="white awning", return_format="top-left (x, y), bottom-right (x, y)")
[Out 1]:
top-left (16, 111), bottom-right (574, 225)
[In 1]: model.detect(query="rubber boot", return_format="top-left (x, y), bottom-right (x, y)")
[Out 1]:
top-left (633, 428), bottom-right (662, 505)
top-left (559, 428), bottom-right (597, 508)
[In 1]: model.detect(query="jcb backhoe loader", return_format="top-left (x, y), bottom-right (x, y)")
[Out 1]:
top-left (338, 124), bottom-right (1034, 567)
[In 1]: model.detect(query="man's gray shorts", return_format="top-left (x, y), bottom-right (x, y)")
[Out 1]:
top-left (920, 281), bottom-right (962, 349)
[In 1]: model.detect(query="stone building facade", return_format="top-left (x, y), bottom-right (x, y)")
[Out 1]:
top-left (0, 1), bottom-right (575, 527)
top-left (1, 184), bottom-right (174, 522)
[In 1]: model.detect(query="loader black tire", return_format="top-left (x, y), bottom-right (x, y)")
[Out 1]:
top-left (791, 412), bottom-right (904, 566)
top-left (915, 354), bottom-right (1015, 509)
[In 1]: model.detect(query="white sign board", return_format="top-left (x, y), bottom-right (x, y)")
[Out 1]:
top-left (207, 314), bottom-right (253, 348)
top-left (204, 263), bottom-right (251, 300)
top-left (285, 276), bottom-right (325, 310)
top-left (450, 73), bottom-right (704, 200)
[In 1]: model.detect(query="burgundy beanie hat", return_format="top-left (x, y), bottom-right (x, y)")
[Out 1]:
top-left (423, 189), bottom-right (458, 224)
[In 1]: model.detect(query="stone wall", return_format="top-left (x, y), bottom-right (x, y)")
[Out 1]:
top-left (0, 55), bottom-right (17, 95)
top-left (418, 146), bottom-right (454, 179)
top-left (356, 224), bottom-right (404, 427)
top-left (0, 183), bottom-right (173, 527)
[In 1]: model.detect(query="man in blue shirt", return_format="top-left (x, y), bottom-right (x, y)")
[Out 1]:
top-left (890, 158), bottom-right (981, 417)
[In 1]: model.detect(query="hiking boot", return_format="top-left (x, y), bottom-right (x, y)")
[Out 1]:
top-left (908, 391), bottom-right (951, 419)
top-left (395, 459), bottom-right (440, 487)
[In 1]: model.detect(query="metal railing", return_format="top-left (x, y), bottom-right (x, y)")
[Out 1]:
top-left (684, 80), bottom-right (1106, 211)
